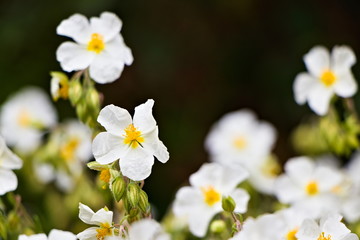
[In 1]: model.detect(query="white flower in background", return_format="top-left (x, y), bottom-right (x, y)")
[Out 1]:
top-left (293, 45), bottom-right (357, 115)
top-left (56, 12), bottom-right (133, 84)
top-left (92, 99), bottom-right (169, 181)
top-left (274, 156), bottom-right (344, 218)
top-left (77, 203), bottom-right (117, 240)
top-left (18, 229), bottom-right (76, 240)
top-left (277, 208), bottom-right (314, 240)
top-left (123, 219), bottom-right (170, 240)
top-left (0, 136), bottom-right (22, 195)
top-left (0, 87), bottom-right (57, 153)
top-left (297, 214), bottom-right (358, 240)
top-left (173, 162), bottom-right (249, 237)
top-left (205, 109), bottom-right (276, 168)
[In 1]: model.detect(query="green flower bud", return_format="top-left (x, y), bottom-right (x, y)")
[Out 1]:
top-left (50, 71), bottom-right (69, 101)
top-left (129, 207), bottom-right (139, 217)
top-left (138, 189), bottom-right (150, 213)
top-left (111, 176), bottom-right (126, 202)
top-left (222, 196), bottom-right (236, 213)
top-left (110, 169), bottom-right (121, 180)
top-left (87, 161), bottom-right (107, 171)
top-left (126, 182), bottom-right (140, 208)
top-left (86, 88), bottom-right (100, 110)
top-left (68, 79), bottom-right (83, 105)
top-left (210, 220), bottom-right (226, 234)
top-left (76, 102), bottom-right (88, 122)
top-left (123, 196), bottom-right (131, 213)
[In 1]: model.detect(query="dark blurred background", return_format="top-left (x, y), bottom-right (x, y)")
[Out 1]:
top-left (1, 0), bottom-right (360, 218)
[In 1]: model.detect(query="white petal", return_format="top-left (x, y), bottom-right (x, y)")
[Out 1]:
top-left (173, 187), bottom-right (204, 216)
top-left (331, 45), bottom-right (356, 75)
top-left (128, 219), bottom-right (170, 240)
top-left (133, 99), bottom-right (157, 134)
top-left (48, 229), bottom-right (76, 240)
top-left (56, 42), bottom-right (94, 72)
top-left (230, 188), bottom-right (250, 213)
top-left (56, 13), bottom-right (91, 44)
top-left (293, 73), bottom-right (317, 104)
top-left (120, 151), bottom-right (154, 181)
top-left (188, 207), bottom-right (218, 237)
top-left (78, 203), bottom-right (95, 225)
top-left (90, 12), bottom-right (122, 41)
top-left (296, 219), bottom-right (321, 240)
top-left (89, 53), bottom-right (125, 84)
top-left (0, 169), bottom-right (17, 195)
top-left (92, 132), bottom-right (127, 164)
top-left (342, 234), bottom-right (359, 240)
top-left (313, 166), bottom-right (342, 191)
top-left (0, 136), bottom-right (22, 169)
top-left (77, 227), bottom-right (97, 240)
top-left (307, 83), bottom-right (333, 116)
top-left (97, 104), bottom-right (132, 135)
top-left (333, 71), bottom-right (357, 98)
top-left (154, 140), bottom-right (169, 163)
top-left (141, 127), bottom-right (169, 163)
top-left (304, 46), bottom-right (330, 77)
top-left (90, 208), bottom-right (113, 226)
top-left (274, 175), bottom-right (303, 204)
top-left (105, 35), bottom-right (133, 65)
top-left (18, 234), bottom-right (47, 240)
top-left (322, 215), bottom-right (350, 240)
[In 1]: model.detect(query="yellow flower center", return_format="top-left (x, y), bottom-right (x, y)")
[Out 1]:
top-left (286, 228), bottom-right (298, 240)
top-left (317, 232), bottom-right (332, 240)
top-left (320, 70), bottom-right (336, 87)
top-left (87, 33), bottom-right (105, 54)
top-left (233, 136), bottom-right (247, 150)
top-left (60, 138), bottom-right (80, 161)
top-left (18, 110), bottom-right (31, 127)
top-left (123, 124), bottom-right (144, 148)
top-left (201, 186), bottom-right (221, 206)
top-left (100, 169), bottom-right (111, 183)
top-left (96, 223), bottom-right (112, 240)
top-left (306, 181), bottom-right (319, 195)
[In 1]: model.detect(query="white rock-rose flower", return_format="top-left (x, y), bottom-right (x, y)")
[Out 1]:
top-left (18, 229), bottom-right (76, 240)
top-left (56, 12), bottom-right (133, 84)
top-left (123, 219), bottom-right (170, 240)
top-left (92, 99), bottom-right (169, 181)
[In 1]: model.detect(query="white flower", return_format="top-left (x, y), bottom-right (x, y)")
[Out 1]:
top-left (18, 230), bottom-right (76, 240)
top-left (56, 12), bottom-right (133, 84)
top-left (205, 109), bottom-right (276, 168)
top-left (0, 136), bottom-right (22, 195)
top-left (293, 45), bottom-right (357, 115)
top-left (92, 99), bottom-right (169, 181)
top-left (173, 162), bottom-right (249, 237)
top-left (77, 203), bottom-right (117, 240)
top-left (124, 219), bottom-right (170, 240)
top-left (297, 214), bottom-right (358, 240)
top-left (0, 87), bottom-right (57, 153)
top-left (274, 156), bottom-right (344, 218)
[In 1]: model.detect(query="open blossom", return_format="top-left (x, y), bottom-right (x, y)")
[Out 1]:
top-left (92, 99), bottom-right (169, 181)
top-left (77, 203), bottom-right (117, 240)
top-left (173, 162), bottom-right (249, 237)
top-left (297, 214), bottom-right (358, 240)
top-left (56, 12), bottom-right (133, 84)
top-left (293, 45), bottom-right (357, 115)
top-left (18, 230), bottom-right (76, 240)
top-left (0, 87), bottom-right (57, 153)
top-left (123, 219), bottom-right (170, 240)
top-left (0, 136), bottom-right (22, 195)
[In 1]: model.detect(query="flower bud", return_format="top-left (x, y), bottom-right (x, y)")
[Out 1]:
top-left (126, 182), bottom-right (140, 208)
top-left (138, 189), bottom-right (150, 213)
top-left (68, 79), bottom-right (83, 105)
top-left (87, 161), bottom-right (106, 171)
top-left (86, 88), bottom-right (100, 110)
top-left (129, 207), bottom-right (139, 217)
top-left (50, 71), bottom-right (69, 101)
top-left (210, 220), bottom-right (226, 234)
top-left (76, 102), bottom-right (88, 122)
top-left (111, 176), bottom-right (126, 202)
top-left (222, 196), bottom-right (236, 212)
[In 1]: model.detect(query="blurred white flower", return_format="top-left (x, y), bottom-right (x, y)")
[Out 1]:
top-left (92, 99), bottom-right (169, 181)
top-left (173, 162), bottom-right (249, 237)
top-left (77, 203), bottom-right (117, 240)
top-left (0, 87), bottom-right (57, 153)
top-left (293, 45), bottom-right (357, 115)
top-left (18, 229), bottom-right (76, 240)
top-left (274, 156), bottom-right (344, 218)
top-left (0, 136), bottom-right (22, 195)
top-left (205, 109), bottom-right (276, 168)
top-left (56, 12), bottom-right (133, 84)
top-left (297, 214), bottom-right (358, 240)
top-left (123, 219), bottom-right (170, 240)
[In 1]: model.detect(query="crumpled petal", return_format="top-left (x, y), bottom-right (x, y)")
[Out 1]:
top-left (56, 13), bottom-right (91, 44)
top-left (56, 42), bottom-right (94, 72)
top-left (90, 12), bottom-right (122, 42)
top-left (78, 203), bottom-right (95, 225)
top-left (97, 104), bottom-right (132, 135)
top-left (133, 99), bottom-right (157, 134)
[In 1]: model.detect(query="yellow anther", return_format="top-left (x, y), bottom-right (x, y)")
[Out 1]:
top-left (96, 223), bottom-right (112, 240)
top-left (317, 232), bottom-right (332, 240)
top-left (87, 33), bottom-right (105, 54)
top-left (123, 124), bottom-right (144, 148)
top-left (201, 186), bottom-right (221, 206)
top-left (100, 169), bottom-right (111, 184)
top-left (286, 228), bottom-right (298, 240)
top-left (320, 70), bottom-right (336, 87)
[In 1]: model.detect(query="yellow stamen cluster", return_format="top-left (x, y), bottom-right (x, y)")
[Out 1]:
top-left (87, 33), bottom-right (105, 54)
top-left (286, 228), bottom-right (298, 240)
top-left (96, 223), bottom-right (112, 240)
top-left (201, 186), bottom-right (221, 206)
top-left (123, 124), bottom-right (144, 148)
top-left (60, 138), bottom-right (80, 161)
top-left (233, 136), bottom-right (247, 150)
top-left (306, 181), bottom-right (319, 195)
top-left (100, 169), bottom-right (111, 184)
top-left (58, 81), bottom-right (69, 99)
top-left (317, 232), bottom-right (332, 240)
top-left (320, 70), bottom-right (336, 87)
top-left (18, 110), bottom-right (31, 127)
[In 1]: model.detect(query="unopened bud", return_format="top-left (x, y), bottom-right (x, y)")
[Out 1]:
top-left (86, 88), bottom-right (100, 110)
top-left (210, 220), bottom-right (226, 234)
top-left (110, 169), bottom-right (121, 179)
top-left (222, 196), bottom-right (236, 213)
top-left (138, 189), bottom-right (150, 213)
top-left (87, 161), bottom-right (106, 171)
top-left (111, 177), bottom-right (126, 202)
top-left (76, 102), bottom-right (88, 122)
top-left (69, 79), bottom-right (83, 105)
top-left (129, 207), bottom-right (139, 217)
top-left (50, 71), bottom-right (69, 101)
top-left (126, 182), bottom-right (140, 208)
